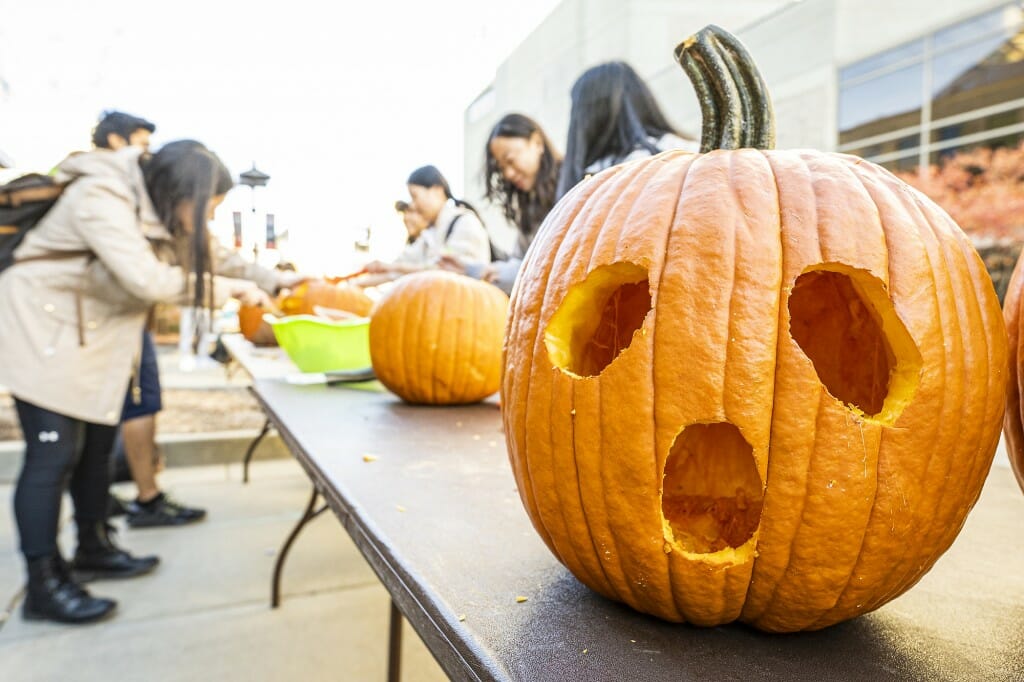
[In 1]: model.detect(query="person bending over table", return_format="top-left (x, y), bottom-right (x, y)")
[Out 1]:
top-left (0, 140), bottom-right (272, 624)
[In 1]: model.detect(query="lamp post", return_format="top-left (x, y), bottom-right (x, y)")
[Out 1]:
top-left (239, 164), bottom-right (270, 209)
top-left (238, 164), bottom-right (270, 260)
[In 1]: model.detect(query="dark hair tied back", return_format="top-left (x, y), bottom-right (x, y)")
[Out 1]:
top-left (407, 165), bottom-right (453, 199)
top-left (407, 164), bottom-right (482, 223)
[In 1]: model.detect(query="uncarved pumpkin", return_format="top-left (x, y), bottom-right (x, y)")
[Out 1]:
top-left (1001, 254), bottom-right (1024, 493)
top-left (370, 271), bottom-right (508, 405)
top-left (502, 25), bottom-right (1008, 633)
top-left (238, 304), bottom-right (278, 346)
top-left (277, 279), bottom-right (374, 318)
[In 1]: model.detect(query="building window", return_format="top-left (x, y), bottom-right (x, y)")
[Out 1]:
top-left (838, 2), bottom-right (1024, 170)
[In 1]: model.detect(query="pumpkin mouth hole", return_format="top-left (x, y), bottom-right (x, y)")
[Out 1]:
top-left (788, 264), bottom-right (921, 423)
top-left (544, 262), bottom-right (651, 378)
top-left (661, 422), bottom-right (763, 555)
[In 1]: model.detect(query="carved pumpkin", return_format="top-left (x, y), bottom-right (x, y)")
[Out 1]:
top-left (502, 25), bottom-right (1008, 632)
top-left (370, 271), bottom-right (508, 404)
top-left (1001, 254), bottom-right (1024, 493)
top-left (277, 279), bottom-right (374, 318)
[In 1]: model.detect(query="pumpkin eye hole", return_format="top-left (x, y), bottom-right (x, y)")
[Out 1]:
top-left (788, 265), bottom-right (921, 423)
top-left (662, 422), bottom-right (763, 554)
top-left (545, 262), bottom-right (651, 378)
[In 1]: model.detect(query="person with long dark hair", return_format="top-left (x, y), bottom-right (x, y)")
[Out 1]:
top-left (85, 115), bottom-right (209, 528)
top-left (362, 165), bottom-right (491, 283)
top-left (556, 61), bottom-right (696, 199)
top-left (474, 113), bottom-right (562, 294)
top-left (0, 140), bottom-right (270, 624)
top-left (103, 138), bottom-right (301, 529)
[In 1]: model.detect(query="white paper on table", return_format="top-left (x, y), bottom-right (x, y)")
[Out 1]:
top-left (284, 372), bottom-right (329, 385)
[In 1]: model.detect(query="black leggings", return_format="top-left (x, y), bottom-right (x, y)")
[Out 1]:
top-left (13, 398), bottom-right (114, 561)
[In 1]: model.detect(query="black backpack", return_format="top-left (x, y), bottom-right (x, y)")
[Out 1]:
top-left (0, 173), bottom-right (68, 271)
top-left (445, 213), bottom-right (507, 263)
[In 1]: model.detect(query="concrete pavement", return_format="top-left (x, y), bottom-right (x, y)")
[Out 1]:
top-left (0, 459), bottom-right (447, 682)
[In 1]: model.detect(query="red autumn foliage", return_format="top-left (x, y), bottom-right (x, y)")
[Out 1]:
top-left (894, 140), bottom-right (1024, 241)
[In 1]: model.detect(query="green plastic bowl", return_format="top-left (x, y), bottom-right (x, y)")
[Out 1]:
top-left (264, 314), bottom-right (372, 373)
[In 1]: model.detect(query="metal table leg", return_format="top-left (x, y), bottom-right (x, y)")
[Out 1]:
top-left (242, 417), bottom-right (272, 484)
top-left (388, 599), bottom-right (403, 682)
top-left (271, 484), bottom-right (328, 608)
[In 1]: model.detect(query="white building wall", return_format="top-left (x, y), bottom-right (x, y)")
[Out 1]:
top-left (0, 24), bottom-right (13, 170)
top-left (466, 0), bottom-right (1011, 244)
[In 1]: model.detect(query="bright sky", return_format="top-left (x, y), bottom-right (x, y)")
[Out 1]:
top-left (0, 0), bottom-right (561, 275)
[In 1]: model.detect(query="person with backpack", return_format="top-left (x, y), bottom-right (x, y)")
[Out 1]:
top-left (360, 165), bottom-right (491, 284)
top-left (84, 112), bottom-right (305, 528)
top-left (83, 111), bottom-right (211, 528)
top-left (75, 110), bottom-right (206, 526)
top-left (0, 140), bottom-right (272, 624)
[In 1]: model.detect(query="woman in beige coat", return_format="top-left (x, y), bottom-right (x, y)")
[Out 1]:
top-left (0, 140), bottom-right (268, 624)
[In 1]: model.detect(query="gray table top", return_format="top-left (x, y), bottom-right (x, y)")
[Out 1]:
top-left (251, 377), bottom-right (1024, 682)
top-left (221, 334), bottom-right (297, 380)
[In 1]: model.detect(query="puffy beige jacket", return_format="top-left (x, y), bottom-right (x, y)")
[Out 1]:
top-left (0, 147), bottom-right (260, 424)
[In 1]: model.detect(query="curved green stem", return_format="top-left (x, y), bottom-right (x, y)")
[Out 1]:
top-left (675, 24), bottom-right (776, 152)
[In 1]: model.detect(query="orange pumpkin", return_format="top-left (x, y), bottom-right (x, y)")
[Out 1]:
top-left (1001, 254), bottom-right (1024, 493)
top-left (277, 279), bottom-right (374, 318)
top-left (501, 25), bottom-right (1008, 632)
top-left (237, 305), bottom-right (278, 346)
top-left (370, 271), bottom-right (508, 405)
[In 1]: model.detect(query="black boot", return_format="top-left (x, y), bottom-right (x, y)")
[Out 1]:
top-left (22, 555), bottom-right (116, 624)
top-left (72, 522), bottom-right (159, 581)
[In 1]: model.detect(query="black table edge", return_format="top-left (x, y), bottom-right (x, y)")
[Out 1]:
top-left (253, 384), bottom-right (506, 682)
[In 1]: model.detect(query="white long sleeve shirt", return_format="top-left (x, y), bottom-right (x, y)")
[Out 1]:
top-left (394, 202), bottom-right (491, 268)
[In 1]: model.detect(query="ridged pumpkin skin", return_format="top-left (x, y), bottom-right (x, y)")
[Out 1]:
top-left (1001, 253), bottom-right (1024, 493)
top-left (370, 271), bottom-right (508, 405)
top-left (502, 148), bottom-right (1008, 632)
top-left (278, 279), bottom-right (374, 317)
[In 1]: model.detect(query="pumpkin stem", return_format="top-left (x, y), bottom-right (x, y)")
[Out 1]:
top-left (674, 25), bottom-right (776, 152)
